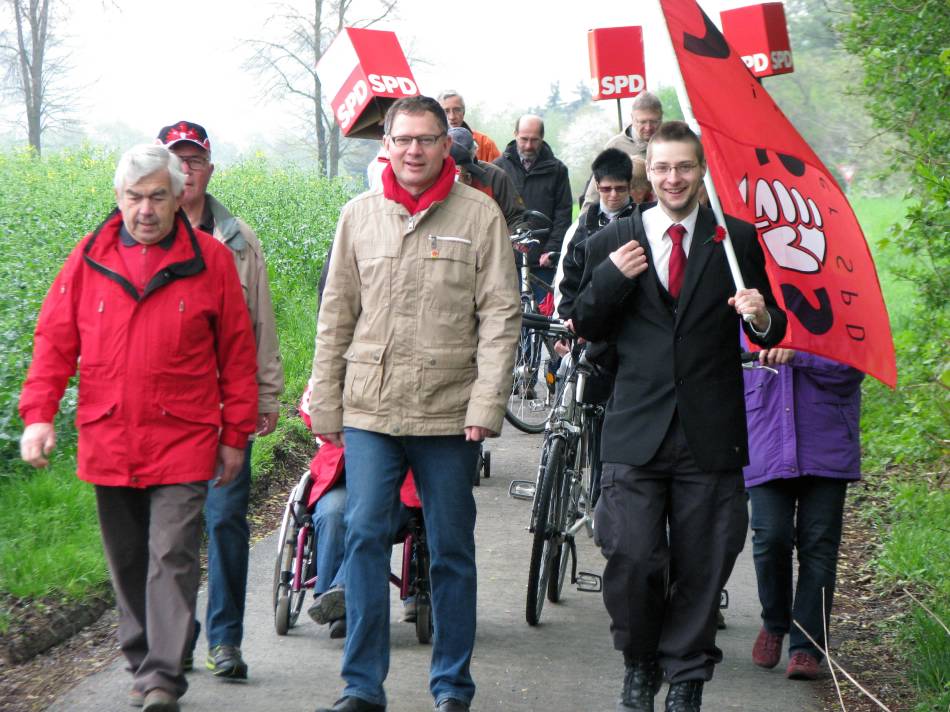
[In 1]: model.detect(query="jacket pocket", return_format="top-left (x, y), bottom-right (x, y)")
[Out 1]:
top-left (159, 401), bottom-right (223, 428)
top-left (75, 400), bottom-right (117, 426)
top-left (419, 347), bottom-right (477, 417)
top-left (744, 382), bottom-right (766, 411)
top-left (77, 296), bottom-right (110, 366)
top-left (421, 237), bottom-right (477, 313)
top-left (343, 341), bottom-right (386, 413)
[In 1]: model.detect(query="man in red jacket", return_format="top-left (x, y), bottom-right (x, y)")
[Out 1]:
top-left (18, 144), bottom-right (258, 712)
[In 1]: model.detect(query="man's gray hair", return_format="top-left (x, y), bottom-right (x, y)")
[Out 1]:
top-left (631, 91), bottom-right (663, 115)
top-left (437, 89), bottom-right (465, 110)
top-left (113, 144), bottom-right (185, 196)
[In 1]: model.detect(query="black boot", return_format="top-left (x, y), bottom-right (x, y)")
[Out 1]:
top-left (618, 654), bottom-right (662, 711)
top-left (664, 680), bottom-right (703, 712)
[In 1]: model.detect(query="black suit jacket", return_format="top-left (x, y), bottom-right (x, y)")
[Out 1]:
top-left (572, 203), bottom-right (787, 471)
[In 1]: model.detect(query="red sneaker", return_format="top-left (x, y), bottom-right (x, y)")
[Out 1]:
top-left (786, 651), bottom-right (822, 680)
top-left (751, 627), bottom-right (784, 668)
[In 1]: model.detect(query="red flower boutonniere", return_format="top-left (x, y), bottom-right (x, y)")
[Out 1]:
top-left (705, 225), bottom-right (727, 245)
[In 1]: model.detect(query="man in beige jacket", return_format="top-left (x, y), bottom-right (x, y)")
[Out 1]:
top-left (157, 121), bottom-right (284, 681)
top-left (309, 96), bottom-right (520, 712)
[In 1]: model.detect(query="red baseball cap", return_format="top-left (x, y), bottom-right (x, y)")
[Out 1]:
top-left (156, 121), bottom-right (211, 152)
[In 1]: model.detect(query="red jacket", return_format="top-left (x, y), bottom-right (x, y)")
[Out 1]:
top-left (19, 210), bottom-right (258, 487)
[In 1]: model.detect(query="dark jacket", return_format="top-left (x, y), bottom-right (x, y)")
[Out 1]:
top-left (558, 200), bottom-right (638, 320)
top-left (494, 140), bottom-right (572, 265)
top-left (572, 203), bottom-right (787, 471)
top-left (743, 352), bottom-right (863, 488)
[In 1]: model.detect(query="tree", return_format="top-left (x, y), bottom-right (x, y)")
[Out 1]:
top-left (0, 0), bottom-right (71, 155)
top-left (246, 0), bottom-right (397, 178)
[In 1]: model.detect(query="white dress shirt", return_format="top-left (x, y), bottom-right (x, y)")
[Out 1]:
top-left (641, 203), bottom-right (700, 291)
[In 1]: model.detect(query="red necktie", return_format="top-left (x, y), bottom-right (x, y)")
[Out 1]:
top-left (668, 223), bottom-right (687, 298)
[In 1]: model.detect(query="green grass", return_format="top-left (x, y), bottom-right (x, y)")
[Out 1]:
top-left (873, 481), bottom-right (950, 711)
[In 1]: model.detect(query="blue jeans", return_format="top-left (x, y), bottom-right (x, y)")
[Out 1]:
top-left (749, 476), bottom-right (848, 659)
top-left (312, 483), bottom-right (347, 595)
top-left (340, 428), bottom-right (479, 707)
top-left (204, 442), bottom-right (252, 648)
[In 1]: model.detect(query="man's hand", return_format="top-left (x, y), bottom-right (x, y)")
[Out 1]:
top-left (609, 241), bottom-right (648, 279)
top-left (465, 426), bottom-right (496, 442)
top-left (539, 252), bottom-right (554, 268)
top-left (256, 411), bottom-right (279, 437)
top-left (214, 444), bottom-right (245, 488)
top-left (729, 288), bottom-right (769, 332)
top-left (759, 348), bottom-right (795, 366)
top-left (20, 423), bottom-right (56, 468)
top-left (318, 432), bottom-right (344, 448)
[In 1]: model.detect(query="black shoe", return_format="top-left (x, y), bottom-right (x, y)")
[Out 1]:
top-left (328, 617), bottom-right (347, 639)
top-left (314, 696), bottom-right (386, 712)
top-left (716, 609), bottom-right (726, 630)
top-left (205, 644), bottom-right (248, 680)
top-left (308, 587), bottom-right (346, 624)
top-left (664, 680), bottom-right (703, 712)
top-left (619, 655), bottom-right (662, 711)
top-left (435, 700), bottom-right (470, 712)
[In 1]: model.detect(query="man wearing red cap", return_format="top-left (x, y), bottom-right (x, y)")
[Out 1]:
top-left (155, 121), bottom-right (284, 681)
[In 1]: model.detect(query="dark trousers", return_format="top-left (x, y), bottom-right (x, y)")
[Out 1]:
top-left (749, 476), bottom-right (848, 660)
top-left (95, 482), bottom-right (207, 697)
top-left (595, 417), bottom-right (748, 682)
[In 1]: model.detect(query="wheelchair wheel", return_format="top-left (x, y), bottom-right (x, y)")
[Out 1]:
top-left (415, 592), bottom-right (433, 644)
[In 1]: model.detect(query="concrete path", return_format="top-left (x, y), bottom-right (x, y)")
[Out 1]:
top-left (49, 428), bottom-right (822, 711)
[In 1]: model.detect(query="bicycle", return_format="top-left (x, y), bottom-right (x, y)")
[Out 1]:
top-left (505, 212), bottom-right (562, 434)
top-left (509, 313), bottom-right (605, 625)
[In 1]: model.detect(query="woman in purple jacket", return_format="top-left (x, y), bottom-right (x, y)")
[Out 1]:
top-left (743, 348), bottom-right (864, 680)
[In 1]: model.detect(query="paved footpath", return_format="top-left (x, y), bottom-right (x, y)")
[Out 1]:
top-left (50, 428), bottom-right (822, 712)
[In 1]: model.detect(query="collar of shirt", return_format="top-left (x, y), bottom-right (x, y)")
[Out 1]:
top-left (118, 223), bottom-right (176, 250)
top-left (599, 199), bottom-right (633, 223)
top-left (641, 203), bottom-right (700, 290)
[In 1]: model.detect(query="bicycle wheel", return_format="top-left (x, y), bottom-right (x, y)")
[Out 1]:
top-left (548, 446), bottom-right (579, 604)
top-left (549, 537), bottom-right (573, 603)
top-left (506, 327), bottom-right (555, 433)
top-left (526, 437), bottom-right (565, 625)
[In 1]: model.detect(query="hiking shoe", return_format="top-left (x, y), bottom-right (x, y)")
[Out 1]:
top-left (752, 627), bottom-right (783, 669)
top-left (664, 680), bottom-right (703, 712)
top-left (619, 654), bottom-right (661, 711)
top-left (142, 688), bottom-right (179, 712)
top-left (786, 650), bottom-right (822, 680)
top-left (329, 617), bottom-right (347, 639)
top-left (308, 586), bottom-right (346, 624)
top-left (129, 688), bottom-right (144, 707)
top-left (205, 644), bottom-right (248, 680)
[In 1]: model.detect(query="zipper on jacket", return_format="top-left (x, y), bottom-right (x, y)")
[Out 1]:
top-left (408, 216), bottom-right (415, 231)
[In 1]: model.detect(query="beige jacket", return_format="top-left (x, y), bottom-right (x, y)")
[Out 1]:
top-left (207, 195), bottom-right (284, 414)
top-left (309, 182), bottom-right (520, 437)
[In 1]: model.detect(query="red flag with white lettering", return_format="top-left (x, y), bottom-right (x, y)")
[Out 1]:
top-left (658, 0), bottom-right (896, 386)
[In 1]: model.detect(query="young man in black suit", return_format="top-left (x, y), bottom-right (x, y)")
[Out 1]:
top-left (572, 122), bottom-right (787, 712)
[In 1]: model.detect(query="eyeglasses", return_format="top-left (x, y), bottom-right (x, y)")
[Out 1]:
top-left (389, 133), bottom-right (446, 148)
top-left (597, 184), bottom-right (630, 194)
top-left (650, 162), bottom-right (699, 176)
top-left (176, 155), bottom-right (210, 170)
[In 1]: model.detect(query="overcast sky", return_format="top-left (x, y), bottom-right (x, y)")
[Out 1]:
top-left (39, 0), bottom-right (750, 150)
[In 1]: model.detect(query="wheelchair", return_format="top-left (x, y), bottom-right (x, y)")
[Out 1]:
top-left (272, 468), bottom-right (434, 644)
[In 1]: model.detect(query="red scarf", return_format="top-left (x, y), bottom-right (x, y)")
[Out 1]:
top-left (382, 157), bottom-right (457, 215)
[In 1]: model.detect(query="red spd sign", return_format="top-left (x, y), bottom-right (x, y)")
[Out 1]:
top-left (317, 27), bottom-right (418, 138)
top-left (720, 2), bottom-right (794, 78)
top-left (587, 26), bottom-right (647, 100)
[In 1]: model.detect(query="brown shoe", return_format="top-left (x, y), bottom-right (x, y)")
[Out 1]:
top-left (751, 627), bottom-right (784, 669)
top-left (786, 651), bottom-right (822, 680)
top-left (143, 688), bottom-right (179, 712)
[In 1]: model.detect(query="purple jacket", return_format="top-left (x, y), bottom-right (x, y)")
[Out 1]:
top-left (743, 352), bottom-right (864, 488)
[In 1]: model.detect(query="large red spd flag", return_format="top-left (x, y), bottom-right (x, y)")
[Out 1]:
top-left (659, 0), bottom-right (896, 386)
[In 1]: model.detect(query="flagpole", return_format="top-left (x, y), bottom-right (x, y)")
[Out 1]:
top-left (653, 0), bottom-right (753, 317)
